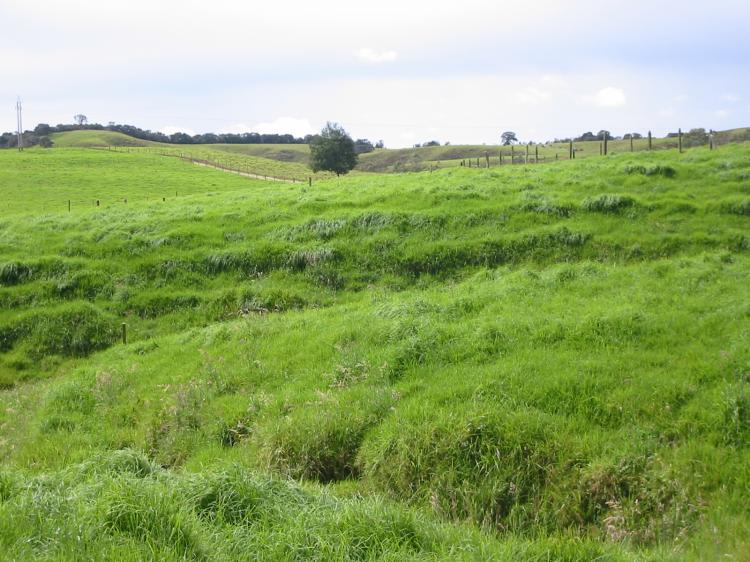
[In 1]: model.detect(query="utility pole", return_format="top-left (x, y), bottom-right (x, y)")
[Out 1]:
top-left (16, 98), bottom-right (24, 151)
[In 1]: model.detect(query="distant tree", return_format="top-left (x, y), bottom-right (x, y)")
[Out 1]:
top-left (169, 132), bottom-right (194, 144)
top-left (353, 138), bottom-right (375, 154)
top-left (685, 128), bottom-right (709, 147)
top-left (623, 133), bottom-right (643, 140)
top-left (309, 122), bottom-right (358, 176)
top-left (596, 130), bottom-right (612, 141)
top-left (34, 123), bottom-right (52, 136)
top-left (73, 114), bottom-right (88, 126)
top-left (38, 136), bottom-right (54, 148)
top-left (576, 131), bottom-right (598, 142)
top-left (374, 140), bottom-right (385, 149)
top-left (501, 131), bottom-right (518, 145)
top-left (423, 140), bottom-right (440, 147)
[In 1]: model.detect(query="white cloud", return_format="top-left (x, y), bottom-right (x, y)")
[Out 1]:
top-left (658, 107), bottom-right (676, 118)
top-left (721, 93), bottom-right (741, 103)
top-left (355, 48), bottom-right (398, 64)
top-left (250, 117), bottom-right (316, 137)
top-left (515, 87), bottom-right (551, 105)
top-left (160, 126), bottom-right (196, 136)
top-left (584, 87), bottom-right (627, 107)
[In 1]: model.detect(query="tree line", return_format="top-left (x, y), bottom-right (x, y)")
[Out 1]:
top-left (0, 121), bottom-right (332, 149)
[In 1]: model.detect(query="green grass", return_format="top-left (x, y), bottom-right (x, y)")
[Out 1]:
top-left (0, 148), bottom-right (263, 215)
top-left (50, 130), bottom-right (151, 147)
top-left (50, 127), bottom-right (750, 177)
top-left (49, 131), bottom-right (332, 181)
top-left (1, 142), bottom-right (750, 559)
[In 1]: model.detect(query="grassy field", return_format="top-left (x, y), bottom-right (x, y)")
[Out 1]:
top-left (357, 128), bottom-right (750, 172)
top-left (1, 142), bottom-right (749, 560)
top-left (49, 131), bottom-right (331, 181)
top-left (49, 127), bottom-right (750, 176)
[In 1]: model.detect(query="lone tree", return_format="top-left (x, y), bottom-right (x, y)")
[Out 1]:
top-left (501, 131), bottom-right (518, 145)
top-left (310, 122), bottom-right (358, 176)
top-left (73, 114), bottom-right (88, 126)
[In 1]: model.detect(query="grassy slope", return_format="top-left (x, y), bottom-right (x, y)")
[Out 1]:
top-left (50, 130), bottom-right (151, 147)
top-left (0, 149), bottom-right (254, 215)
top-left (358, 127), bottom-right (750, 172)
top-left (49, 131), bottom-right (331, 181)
top-left (51, 127), bottom-right (750, 176)
top-left (1, 144), bottom-right (750, 559)
top-left (208, 143), bottom-right (312, 164)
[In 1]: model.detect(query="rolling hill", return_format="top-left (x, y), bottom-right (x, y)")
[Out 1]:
top-left (0, 141), bottom-right (749, 559)
top-left (49, 127), bottom-right (750, 176)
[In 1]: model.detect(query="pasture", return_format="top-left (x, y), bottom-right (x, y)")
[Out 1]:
top-left (0, 142), bottom-right (749, 560)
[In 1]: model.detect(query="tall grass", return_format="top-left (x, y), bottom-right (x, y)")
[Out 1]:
top-left (1, 143), bottom-right (750, 559)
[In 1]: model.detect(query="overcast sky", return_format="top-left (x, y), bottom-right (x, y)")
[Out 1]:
top-left (1, 0), bottom-right (748, 147)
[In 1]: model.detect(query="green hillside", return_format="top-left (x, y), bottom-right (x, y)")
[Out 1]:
top-left (48, 132), bottom-right (327, 181)
top-left (1, 143), bottom-right (749, 560)
top-left (50, 130), bottom-right (151, 147)
top-left (49, 127), bottom-right (750, 176)
top-left (209, 142), bottom-right (312, 164)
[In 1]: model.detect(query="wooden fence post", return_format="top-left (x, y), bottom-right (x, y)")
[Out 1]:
top-left (569, 140), bottom-right (573, 160)
top-left (525, 144), bottom-right (529, 164)
top-left (485, 152), bottom-right (490, 168)
top-left (678, 128), bottom-right (683, 153)
top-left (630, 135), bottom-right (634, 152)
top-left (648, 131), bottom-right (652, 150)
top-left (604, 134), bottom-right (608, 156)
top-left (535, 145), bottom-right (538, 163)
top-left (511, 146), bottom-right (514, 164)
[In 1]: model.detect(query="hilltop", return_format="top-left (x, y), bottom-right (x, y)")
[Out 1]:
top-left (0, 141), bottom-right (749, 560)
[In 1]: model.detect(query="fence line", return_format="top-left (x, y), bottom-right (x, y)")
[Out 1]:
top-left (94, 127), bottom-right (730, 176)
